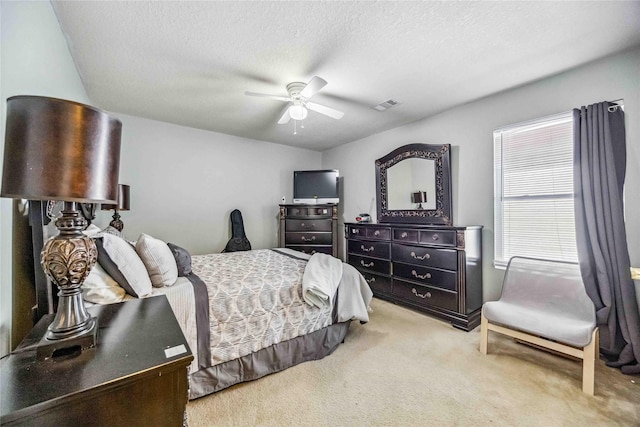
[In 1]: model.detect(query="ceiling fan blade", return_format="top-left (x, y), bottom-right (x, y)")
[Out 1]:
top-left (300, 76), bottom-right (327, 98)
top-left (306, 102), bottom-right (344, 120)
top-left (244, 91), bottom-right (290, 102)
top-left (277, 107), bottom-right (292, 124)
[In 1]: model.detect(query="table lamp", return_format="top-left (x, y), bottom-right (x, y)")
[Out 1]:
top-left (101, 184), bottom-right (130, 231)
top-left (411, 191), bottom-right (427, 209)
top-left (1, 95), bottom-right (122, 359)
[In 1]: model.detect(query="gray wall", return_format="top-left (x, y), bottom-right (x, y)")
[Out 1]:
top-left (322, 47), bottom-right (640, 302)
top-left (91, 113), bottom-right (321, 255)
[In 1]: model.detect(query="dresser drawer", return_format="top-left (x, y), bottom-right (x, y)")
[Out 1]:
top-left (285, 232), bottom-right (332, 245)
top-left (365, 226), bottom-right (391, 240)
top-left (348, 239), bottom-right (390, 259)
top-left (419, 230), bottom-right (456, 247)
top-left (391, 244), bottom-right (457, 270)
top-left (347, 225), bottom-right (366, 238)
top-left (392, 262), bottom-right (457, 291)
top-left (393, 229), bottom-right (456, 246)
top-left (356, 270), bottom-right (391, 295)
top-left (348, 254), bottom-right (391, 275)
top-left (285, 206), bottom-right (332, 218)
top-left (286, 219), bottom-right (332, 232)
top-left (346, 225), bottom-right (391, 241)
top-left (393, 228), bottom-right (419, 243)
top-left (286, 245), bottom-right (332, 255)
top-left (392, 279), bottom-right (458, 312)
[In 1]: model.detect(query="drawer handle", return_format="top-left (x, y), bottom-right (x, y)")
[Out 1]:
top-left (301, 236), bottom-right (316, 242)
top-left (300, 222), bottom-right (315, 229)
top-left (360, 260), bottom-right (374, 268)
top-left (410, 251), bottom-right (430, 260)
top-left (412, 288), bottom-right (432, 299)
top-left (374, 230), bottom-right (380, 236)
top-left (432, 234), bottom-right (439, 241)
top-left (352, 229), bottom-right (360, 234)
top-left (366, 277), bottom-right (376, 284)
top-left (401, 232), bottom-right (408, 238)
top-left (361, 245), bottom-right (375, 252)
top-left (411, 270), bottom-right (432, 280)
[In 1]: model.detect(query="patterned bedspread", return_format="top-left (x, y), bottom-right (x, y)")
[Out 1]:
top-left (190, 249), bottom-right (333, 367)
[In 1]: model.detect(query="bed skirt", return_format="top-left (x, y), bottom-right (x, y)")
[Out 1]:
top-left (189, 320), bottom-right (351, 399)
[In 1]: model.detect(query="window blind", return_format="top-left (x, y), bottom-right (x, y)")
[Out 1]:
top-left (494, 112), bottom-right (577, 266)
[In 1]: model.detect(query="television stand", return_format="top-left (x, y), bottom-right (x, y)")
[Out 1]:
top-left (279, 204), bottom-right (338, 257)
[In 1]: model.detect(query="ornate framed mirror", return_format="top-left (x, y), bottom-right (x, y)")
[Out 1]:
top-left (375, 143), bottom-right (452, 225)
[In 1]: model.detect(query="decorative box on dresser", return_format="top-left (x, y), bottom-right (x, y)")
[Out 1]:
top-left (345, 222), bottom-right (483, 331)
top-left (279, 204), bottom-right (338, 257)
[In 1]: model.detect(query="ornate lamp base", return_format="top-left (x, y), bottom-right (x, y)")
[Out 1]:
top-left (37, 202), bottom-right (98, 360)
top-left (109, 210), bottom-right (124, 231)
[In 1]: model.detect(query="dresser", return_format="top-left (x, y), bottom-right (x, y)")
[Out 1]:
top-left (1, 296), bottom-right (193, 426)
top-left (279, 204), bottom-right (338, 256)
top-left (345, 222), bottom-right (482, 331)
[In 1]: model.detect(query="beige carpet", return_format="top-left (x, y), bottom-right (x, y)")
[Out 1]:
top-left (187, 298), bottom-right (640, 426)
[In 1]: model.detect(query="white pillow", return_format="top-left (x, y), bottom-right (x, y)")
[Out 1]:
top-left (135, 233), bottom-right (179, 287)
top-left (99, 233), bottom-right (153, 297)
top-left (82, 263), bottom-right (126, 304)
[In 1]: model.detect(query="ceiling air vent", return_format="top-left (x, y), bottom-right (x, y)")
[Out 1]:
top-left (372, 99), bottom-right (400, 111)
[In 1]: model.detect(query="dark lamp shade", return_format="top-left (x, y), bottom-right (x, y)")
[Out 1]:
top-left (1, 96), bottom-right (122, 203)
top-left (102, 184), bottom-right (130, 211)
top-left (411, 191), bottom-right (427, 204)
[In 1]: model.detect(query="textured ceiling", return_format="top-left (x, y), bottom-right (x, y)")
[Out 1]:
top-left (51, 1), bottom-right (640, 151)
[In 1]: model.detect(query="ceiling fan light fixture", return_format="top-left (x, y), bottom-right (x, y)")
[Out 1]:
top-left (246, 76), bottom-right (343, 126)
top-left (289, 104), bottom-right (308, 121)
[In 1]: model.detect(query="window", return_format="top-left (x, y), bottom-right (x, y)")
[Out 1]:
top-left (493, 112), bottom-right (577, 267)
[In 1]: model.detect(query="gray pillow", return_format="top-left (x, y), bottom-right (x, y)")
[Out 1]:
top-left (167, 243), bottom-right (192, 277)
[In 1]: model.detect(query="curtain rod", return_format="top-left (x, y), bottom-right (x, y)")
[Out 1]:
top-left (608, 98), bottom-right (624, 112)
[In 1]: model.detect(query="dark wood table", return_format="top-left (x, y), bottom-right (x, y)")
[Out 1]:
top-left (1, 296), bottom-right (193, 426)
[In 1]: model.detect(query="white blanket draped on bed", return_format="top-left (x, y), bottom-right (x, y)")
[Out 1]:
top-left (302, 253), bottom-right (343, 308)
top-left (299, 251), bottom-right (372, 323)
top-left (336, 263), bottom-right (373, 323)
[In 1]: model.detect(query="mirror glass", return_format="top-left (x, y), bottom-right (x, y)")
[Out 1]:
top-left (387, 158), bottom-right (436, 210)
top-left (376, 143), bottom-right (452, 225)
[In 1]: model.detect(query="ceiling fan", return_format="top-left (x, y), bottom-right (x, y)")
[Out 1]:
top-left (245, 76), bottom-right (344, 130)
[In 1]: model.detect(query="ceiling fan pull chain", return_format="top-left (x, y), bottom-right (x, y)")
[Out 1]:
top-left (293, 119), bottom-right (297, 135)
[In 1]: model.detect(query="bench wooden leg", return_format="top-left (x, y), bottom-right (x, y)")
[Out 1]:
top-left (582, 328), bottom-right (599, 395)
top-left (480, 313), bottom-right (489, 355)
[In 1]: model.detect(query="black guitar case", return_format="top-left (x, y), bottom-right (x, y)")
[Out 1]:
top-left (222, 209), bottom-right (252, 252)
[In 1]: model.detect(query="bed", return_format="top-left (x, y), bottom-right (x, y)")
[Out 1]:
top-left (28, 201), bottom-right (372, 400)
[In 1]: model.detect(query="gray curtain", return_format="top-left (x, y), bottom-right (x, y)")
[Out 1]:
top-left (573, 101), bottom-right (640, 374)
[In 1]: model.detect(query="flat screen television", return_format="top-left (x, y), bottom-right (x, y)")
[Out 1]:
top-left (293, 170), bottom-right (339, 204)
